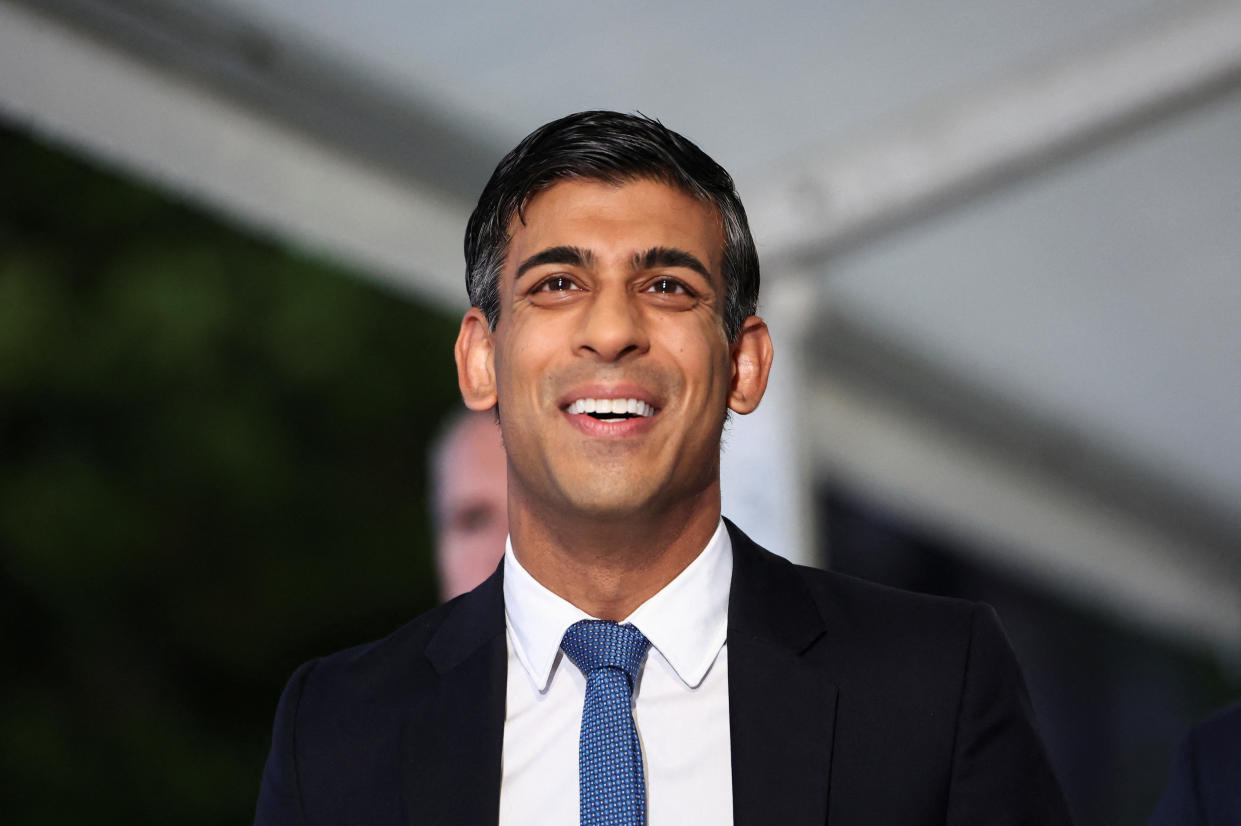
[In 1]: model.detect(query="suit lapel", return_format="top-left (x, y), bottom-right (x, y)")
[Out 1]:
top-left (726, 520), bottom-right (838, 826)
top-left (396, 526), bottom-right (837, 824)
top-left (402, 565), bottom-right (507, 825)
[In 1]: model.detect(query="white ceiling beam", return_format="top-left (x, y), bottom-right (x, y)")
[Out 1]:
top-left (809, 370), bottom-right (1241, 656)
top-left (749, 0), bottom-right (1241, 264)
top-left (0, 0), bottom-right (475, 309)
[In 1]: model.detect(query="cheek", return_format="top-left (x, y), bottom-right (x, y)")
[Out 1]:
top-left (496, 324), bottom-right (554, 395)
top-left (671, 329), bottom-right (731, 391)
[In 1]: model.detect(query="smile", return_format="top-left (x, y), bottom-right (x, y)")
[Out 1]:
top-left (565, 398), bottom-right (657, 420)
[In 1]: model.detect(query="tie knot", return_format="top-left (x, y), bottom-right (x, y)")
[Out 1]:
top-left (560, 620), bottom-right (651, 684)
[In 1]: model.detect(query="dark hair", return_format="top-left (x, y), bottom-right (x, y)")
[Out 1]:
top-left (463, 111), bottom-right (759, 341)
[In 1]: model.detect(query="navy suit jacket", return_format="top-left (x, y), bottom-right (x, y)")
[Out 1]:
top-left (1148, 700), bottom-right (1241, 826)
top-left (255, 520), bottom-right (1071, 825)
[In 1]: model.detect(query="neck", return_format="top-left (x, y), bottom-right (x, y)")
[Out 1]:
top-left (508, 486), bottom-right (721, 621)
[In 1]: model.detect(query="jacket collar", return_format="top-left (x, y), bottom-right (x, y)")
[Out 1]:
top-left (404, 521), bottom-right (839, 826)
top-left (403, 561), bottom-right (507, 825)
top-left (726, 518), bottom-right (839, 826)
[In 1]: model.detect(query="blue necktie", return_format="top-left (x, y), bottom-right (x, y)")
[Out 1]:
top-left (560, 619), bottom-right (652, 826)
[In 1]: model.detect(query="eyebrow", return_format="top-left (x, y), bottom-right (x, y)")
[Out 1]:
top-left (514, 244), bottom-right (714, 281)
top-left (632, 246), bottom-right (712, 280)
top-left (515, 246), bottom-right (596, 280)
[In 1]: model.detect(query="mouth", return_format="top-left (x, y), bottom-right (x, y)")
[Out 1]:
top-left (564, 397), bottom-right (658, 421)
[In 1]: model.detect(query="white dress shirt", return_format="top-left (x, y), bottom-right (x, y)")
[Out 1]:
top-left (499, 520), bottom-right (734, 825)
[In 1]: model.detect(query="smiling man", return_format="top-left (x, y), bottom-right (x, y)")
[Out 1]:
top-left (255, 112), bottom-right (1071, 825)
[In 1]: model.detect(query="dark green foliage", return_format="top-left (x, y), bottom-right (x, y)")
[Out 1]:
top-left (0, 124), bottom-right (462, 823)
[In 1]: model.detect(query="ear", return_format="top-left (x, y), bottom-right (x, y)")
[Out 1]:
top-left (727, 315), bottom-right (774, 415)
top-left (455, 308), bottom-right (498, 411)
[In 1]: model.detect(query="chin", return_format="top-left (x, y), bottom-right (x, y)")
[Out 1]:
top-left (558, 481), bottom-right (662, 522)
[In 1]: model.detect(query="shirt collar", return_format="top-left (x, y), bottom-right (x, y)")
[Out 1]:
top-left (503, 519), bottom-right (732, 692)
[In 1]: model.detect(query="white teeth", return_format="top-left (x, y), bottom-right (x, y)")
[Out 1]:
top-left (566, 398), bottom-right (655, 417)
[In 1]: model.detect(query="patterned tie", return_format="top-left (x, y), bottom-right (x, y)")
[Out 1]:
top-left (560, 619), bottom-right (652, 826)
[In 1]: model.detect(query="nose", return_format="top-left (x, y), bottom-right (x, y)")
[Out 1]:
top-left (574, 283), bottom-right (648, 362)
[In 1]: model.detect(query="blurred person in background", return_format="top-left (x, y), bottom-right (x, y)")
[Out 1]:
top-left (429, 409), bottom-right (508, 600)
top-left (1148, 699), bottom-right (1241, 825)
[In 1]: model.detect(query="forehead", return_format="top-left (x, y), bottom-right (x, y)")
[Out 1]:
top-left (505, 178), bottom-right (725, 273)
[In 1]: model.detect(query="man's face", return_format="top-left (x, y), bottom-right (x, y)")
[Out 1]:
top-left (433, 413), bottom-right (508, 600)
top-left (464, 177), bottom-right (744, 522)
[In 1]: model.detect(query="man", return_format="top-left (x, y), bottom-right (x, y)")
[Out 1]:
top-left (255, 111), bottom-right (1071, 825)
top-left (429, 410), bottom-right (508, 600)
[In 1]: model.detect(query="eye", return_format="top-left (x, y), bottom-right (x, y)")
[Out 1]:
top-left (534, 275), bottom-right (580, 293)
top-left (644, 277), bottom-right (693, 296)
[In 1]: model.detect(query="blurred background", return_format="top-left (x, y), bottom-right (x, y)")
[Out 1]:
top-left (1, 0), bottom-right (1239, 823)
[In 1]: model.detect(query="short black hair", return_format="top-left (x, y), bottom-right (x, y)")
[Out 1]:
top-left (463, 111), bottom-right (759, 341)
